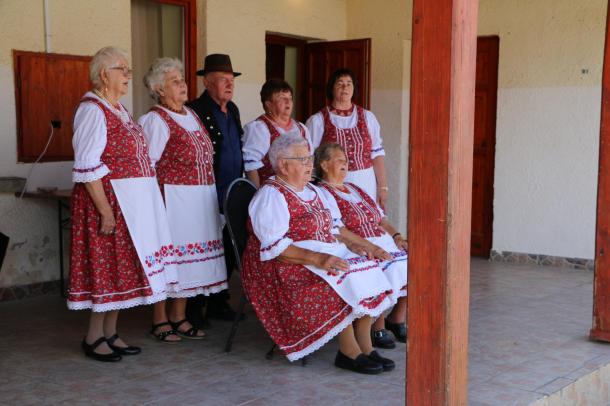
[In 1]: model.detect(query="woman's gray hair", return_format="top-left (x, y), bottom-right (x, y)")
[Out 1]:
top-left (269, 132), bottom-right (309, 171)
top-left (89, 46), bottom-right (129, 89)
top-left (144, 57), bottom-right (184, 102)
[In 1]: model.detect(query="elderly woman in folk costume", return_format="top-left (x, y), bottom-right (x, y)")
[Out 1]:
top-left (241, 133), bottom-right (398, 374)
top-left (306, 68), bottom-right (388, 208)
top-left (242, 78), bottom-right (312, 188)
top-left (315, 142), bottom-right (408, 349)
top-left (69, 46), bottom-right (177, 362)
top-left (139, 57), bottom-right (227, 342)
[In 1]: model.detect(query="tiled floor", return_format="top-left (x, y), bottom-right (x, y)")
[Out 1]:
top-left (0, 259), bottom-right (608, 405)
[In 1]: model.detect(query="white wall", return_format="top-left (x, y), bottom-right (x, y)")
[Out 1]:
top-left (479, 0), bottom-right (607, 259)
top-left (347, 0), bottom-right (412, 232)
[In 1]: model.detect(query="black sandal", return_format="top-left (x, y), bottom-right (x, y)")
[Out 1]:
top-left (170, 318), bottom-right (205, 340)
top-left (150, 322), bottom-right (181, 343)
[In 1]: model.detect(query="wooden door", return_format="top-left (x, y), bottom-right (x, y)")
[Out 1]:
top-left (471, 36), bottom-right (499, 257)
top-left (304, 39), bottom-right (371, 117)
top-left (14, 51), bottom-right (91, 162)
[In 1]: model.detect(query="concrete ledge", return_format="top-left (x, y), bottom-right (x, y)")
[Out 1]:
top-left (0, 279), bottom-right (62, 301)
top-left (534, 361), bottom-right (610, 405)
top-left (490, 250), bottom-right (594, 271)
top-left (0, 177), bottom-right (26, 193)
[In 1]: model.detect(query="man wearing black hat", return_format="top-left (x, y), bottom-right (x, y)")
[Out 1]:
top-left (186, 54), bottom-right (244, 323)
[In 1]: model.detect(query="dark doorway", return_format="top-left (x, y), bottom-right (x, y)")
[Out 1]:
top-left (265, 34), bottom-right (371, 121)
top-left (471, 36), bottom-right (499, 257)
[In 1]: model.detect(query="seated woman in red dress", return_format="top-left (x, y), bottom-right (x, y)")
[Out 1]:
top-left (241, 133), bottom-right (397, 374)
top-left (314, 142), bottom-right (408, 349)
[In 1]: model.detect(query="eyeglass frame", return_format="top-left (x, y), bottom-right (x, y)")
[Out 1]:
top-left (108, 66), bottom-right (133, 76)
top-left (281, 155), bottom-right (315, 165)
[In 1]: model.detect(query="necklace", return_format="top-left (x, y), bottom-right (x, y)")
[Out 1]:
top-left (93, 89), bottom-right (121, 111)
top-left (161, 102), bottom-right (187, 115)
top-left (266, 114), bottom-right (292, 131)
top-left (275, 175), bottom-right (305, 192)
top-left (330, 104), bottom-right (354, 116)
top-left (321, 180), bottom-right (350, 193)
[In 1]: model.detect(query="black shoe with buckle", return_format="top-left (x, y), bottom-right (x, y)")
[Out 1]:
top-left (385, 320), bottom-right (407, 343)
top-left (372, 329), bottom-right (396, 349)
top-left (334, 351), bottom-right (383, 375)
top-left (367, 350), bottom-right (395, 371)
top-left (106, 334), bottom-right (141, 355)
top-left (81, 337), bottom-right (122, 362)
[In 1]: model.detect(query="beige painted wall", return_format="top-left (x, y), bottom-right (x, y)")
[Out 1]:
top-left (479, 0), bottom-right (605, 88)
top-left (0, 0), bottom-right (131, 288)
top-left (347, 0), bottom-right (411, 231)
top-left (478, 0), bottom-right (606, 259)
top-left (199, 0), bottom-right (348, 122)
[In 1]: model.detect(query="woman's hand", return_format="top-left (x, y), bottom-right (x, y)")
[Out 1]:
top-left (344, 240), bottom-right (369, 257)
top-left (370, 244), bottom-right (392, 261)
top-left (99, 211), bottom-right (116, 235)
top-left (315, 253), bottom-right (349, 275)
top-left (393, 234), bottom-right (409, 251)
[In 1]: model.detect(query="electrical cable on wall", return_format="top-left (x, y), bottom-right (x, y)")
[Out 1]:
top-left (0, 123), bottom-right (56, 271)
top-left (19, 123), bottom-right (56, 198)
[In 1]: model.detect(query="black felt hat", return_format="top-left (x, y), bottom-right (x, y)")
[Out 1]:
top-left (196, 54), bottom-right (241, 77)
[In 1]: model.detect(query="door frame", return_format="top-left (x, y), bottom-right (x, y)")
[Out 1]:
top-left (265, 33), bottom-right (308, 121)
top-left (150, 0), bottom-right (198, 99)
top-left (471, 35), bottom-right (499, 257)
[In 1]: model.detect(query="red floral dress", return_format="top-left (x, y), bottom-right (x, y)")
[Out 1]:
top-left (68, 94), bottom-right (173, 311)
top-left (321, 106), bottom-right (373, 171)
top-left (319, 182), bottom-right (408, 296)
top-left (255, 115), bottom-right (308, 184)
top-left (241, 179), bottom-right (394, 361)
top-left (141, 106), bottom-right (227, 297)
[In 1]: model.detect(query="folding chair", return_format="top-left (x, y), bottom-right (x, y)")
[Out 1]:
top-left (222, 177), bottom-right (309, 366)
top-left (223, 178), bottom-right (257, 353)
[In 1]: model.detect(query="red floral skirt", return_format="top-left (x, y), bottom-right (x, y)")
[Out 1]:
top-left (241, 235), bottom-right (356, 361)
top-left (68, 178), bottom-right (162, 312)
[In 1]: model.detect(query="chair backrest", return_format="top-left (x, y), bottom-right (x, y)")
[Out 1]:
top-left (223, 178), bottom-right (257, 272)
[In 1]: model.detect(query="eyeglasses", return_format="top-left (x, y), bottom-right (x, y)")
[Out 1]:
top-left (108, 66), bottom-right (133, 76)
top-left (282, 155), bottom-right (314, 165)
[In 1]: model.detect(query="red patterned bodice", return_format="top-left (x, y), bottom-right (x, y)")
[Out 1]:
top-left (267, 179), bottom-right (336, 243)
top-left (257, 115), bottom-right (308, 184)
top-left (320, 105), bottom-right (373, 171)
top-left (151, 107), bottom-right (215, 186)
top-left (80, 97), bottom-right (155, 179)
top-left (320, 182), bottom-right (384, 238)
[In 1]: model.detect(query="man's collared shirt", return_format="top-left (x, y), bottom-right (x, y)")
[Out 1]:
top-left (211, 100), bottom-right (243, 206)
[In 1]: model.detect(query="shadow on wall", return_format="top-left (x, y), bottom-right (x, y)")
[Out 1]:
top-left (0, 232), bottom-right (8, 269)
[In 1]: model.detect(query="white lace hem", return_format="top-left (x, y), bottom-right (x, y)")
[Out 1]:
top-left (283, 305), bottom-right (358, 362)
top-left (167, 281), bottom-right (228, 298)
top-left (72, 164), bottom-right (110, 183)
top-left (260, 237), bottom-right (293, 261)
top-left (67, 292), bottom-right (167, 312)
top-left (351, 294), bottom-right (396, 319)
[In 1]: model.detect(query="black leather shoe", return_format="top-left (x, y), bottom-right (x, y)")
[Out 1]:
top-left (334, 351), bottom-right (383, 375)
top-left (385, 320), bottom-right (407, 343)
top-left (81, 337), bottom-right (122, 362)
top-left (106, 334), bottom-right (141, 355)
top-left (367, 350), bottom-right (395, 371)
top-left (372, 329), bottom-right (396, 349)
